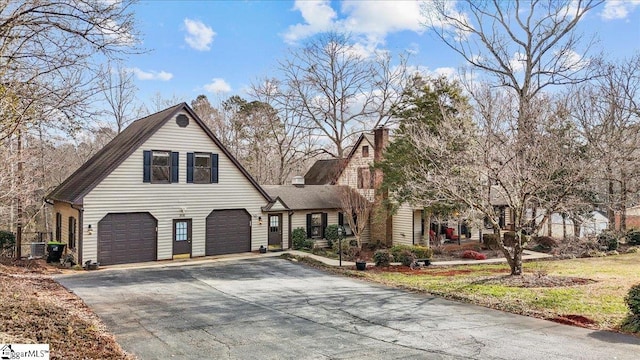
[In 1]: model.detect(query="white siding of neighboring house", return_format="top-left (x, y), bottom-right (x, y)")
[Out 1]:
top-left (392, 204), bottom-right (414, 246)
top-left (52, 202), bottom-right (81, 260)
top-left (336, 137), bottom-right (375, 201)
top-left (81, 111), bottom-right (269, 262)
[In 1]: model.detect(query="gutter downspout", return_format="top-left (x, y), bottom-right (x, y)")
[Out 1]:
top-left (70, 203), bottom-right (83, 265)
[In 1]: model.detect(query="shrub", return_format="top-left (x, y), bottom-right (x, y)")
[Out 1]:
top-left (503, 232), bottom-right (516, 247)
top-left (324, 225), bottom-right (340, 248)
top-left (373, 249), bottom-right (392, 267)
top-left (410, 245), bottom-right (433, 259)
top-left (626, 284), bottom-right (640, 315)
top-left (0, 230), bottom-right (15, 251)
top-left (628, 229), bottom-right (640, 246)
top-left (598, 231), bottom-right (619, 251)
top-left (621, 315), bottom-right (640, 333)
top-left (396, 250), bottom-right (416, 266)
top-left (292, 227), bottom-right (308, 250)
top-left (390, 245), bottom-right (433, 261)
top-left (331, 239), bottom-right (360, 260)
top-left (533, 236), bottom-right (558, 248)
top-left (462, 250), bottom-right (487, 260)
top-left (482, 234), bottom-right (499, 250)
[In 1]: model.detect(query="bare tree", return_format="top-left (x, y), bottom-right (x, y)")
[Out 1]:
top-left (250, 78), bottom-right (317, 184)
top-left (0, 0), bottom-right (140, 139)
top-left (339, 186), bottom-right (372, 251)
top-left (100, 62), bottom-right (138, 134)
top-left (571, 54), bottom-right (640, 230)
top-left (0, 0), bottom-right (139, 258)
top-left (274, 32), bottom-right (408, 158)
top-left (416, 0), bottom-right (602, 274)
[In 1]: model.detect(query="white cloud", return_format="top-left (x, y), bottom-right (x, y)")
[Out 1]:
top-left (204, 78), bottom-right (231, 93)
top-left (509, 52), bottom-right (527, 73)
top-left (284, 0), bottom-right (423, 49)
top-left (130, 68), bottom-right (173, 81)
top-left (601, 0), bottom-right (640, 20)
top-left (184, 18), bottom-right (216, 51)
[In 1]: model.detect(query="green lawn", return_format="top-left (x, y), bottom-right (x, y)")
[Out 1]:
top-left (350, 253), bottom-right (640, 332)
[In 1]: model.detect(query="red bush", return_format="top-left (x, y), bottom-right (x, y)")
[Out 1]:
top-left (462, 250), bottom-right (487, 260)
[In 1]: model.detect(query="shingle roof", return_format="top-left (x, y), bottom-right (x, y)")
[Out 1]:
top-left (261, 185), bottom-right (349, 210)
top-left (47, 103), bottom-right (271, 205)
top-left (303, 159), bottom-right (347, 185)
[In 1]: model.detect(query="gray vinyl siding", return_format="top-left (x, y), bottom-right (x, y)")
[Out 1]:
top-left (392, 204), bottom-right (414, 246)
top-left (81, 111), bottom-right (268, 262)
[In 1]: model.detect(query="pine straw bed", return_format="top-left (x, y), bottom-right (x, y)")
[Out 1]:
top-left (0, 258), bottom-right (133, 359)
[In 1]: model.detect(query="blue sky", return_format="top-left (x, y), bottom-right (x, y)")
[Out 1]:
top-left (125, 0), bottom-right (640, 110)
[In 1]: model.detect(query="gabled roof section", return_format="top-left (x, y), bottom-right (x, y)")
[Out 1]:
top-left (47, 103), bottom-right (272, 205)
top-left (261, 185), bottom-right (348, 210)
top-left (261, 196), bottom-right (289, 212)
top-left (304, 158), bottom-right (347, 185)
top-left (333, 132), bottom-right (375, 182)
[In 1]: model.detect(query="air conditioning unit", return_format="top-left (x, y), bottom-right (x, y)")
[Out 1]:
top-left (30, 242), bottom-right (46, 258)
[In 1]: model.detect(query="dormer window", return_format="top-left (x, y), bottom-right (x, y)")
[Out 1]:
top-left (362, 145), bottom-right (369, 157)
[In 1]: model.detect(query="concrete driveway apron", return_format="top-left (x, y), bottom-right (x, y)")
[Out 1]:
top-left (56, 258), bottom-right (640, 359)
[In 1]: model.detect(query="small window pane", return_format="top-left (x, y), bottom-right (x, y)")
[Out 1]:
top-left (152, 152), bottom-right (170, 166)
top-left (175, 221), bottom-right (187, 241)
top-left (194, 153), bottom-right (211, 184)
top-left (152, 166), bottom-right (170, 182)
top-left (195, 154), bottom-right (210, 167)
top-left (152, 151), bottom-right (171, 182)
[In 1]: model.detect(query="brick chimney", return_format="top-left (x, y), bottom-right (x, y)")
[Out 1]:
top-left (371, 126), bottom-right (392, 246)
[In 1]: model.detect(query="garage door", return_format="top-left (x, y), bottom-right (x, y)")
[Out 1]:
top-left (98, 212), bottom-right (157, 265)
top-left (206, 209), bottom-right (251, 256)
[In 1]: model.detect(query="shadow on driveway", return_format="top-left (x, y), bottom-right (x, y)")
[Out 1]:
top-left (56, 258), bottom-right (640, 360)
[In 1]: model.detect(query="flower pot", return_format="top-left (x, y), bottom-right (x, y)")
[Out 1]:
top-left (355, 261), bottom-right (367, 271)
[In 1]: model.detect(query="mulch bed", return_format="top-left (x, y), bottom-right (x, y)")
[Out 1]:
top-left (0, 257), bottom-right (134, 359)
top-left (549, 314), bottom-right (599, 328)
top-left (473, 274), bottom-right (596, 288)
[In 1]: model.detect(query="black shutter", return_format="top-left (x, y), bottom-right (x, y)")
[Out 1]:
top-left (211, 153), bottom-right (219, 183)
top-left (171, 152), bottom-right (179, 183)
top-left (55, 213), bottom-right (62, 242)
top-left (306, 214), bottom-right (312, 238)
top-left (187, 153), bottom-right (194, 183)
top-left (338, 212), bottom-right (344, 226)
top-left (143, 150), bottom-right (151, 183)
top-left (321, 213), bottom-right (328, 238)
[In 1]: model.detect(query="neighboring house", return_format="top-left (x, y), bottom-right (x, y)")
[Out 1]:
top-left (537, 211), bottom-right (608, 238)
top-left (297, 127), bottom-right (425, 247)
top-left (615, 205), bottom-right (640, 231)
top-left (46, 103), bottom-right (281, 266)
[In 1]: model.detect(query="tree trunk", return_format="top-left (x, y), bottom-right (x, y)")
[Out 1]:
top-left (608, 178), bottom-right (616, 230)
top-left (621, 171), bottom-right (627, 231)
top-left (15, 128), bottom-right (23, 259)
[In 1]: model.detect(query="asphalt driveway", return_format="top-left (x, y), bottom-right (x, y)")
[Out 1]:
top-left (56, 258), bottom-right (640, 359)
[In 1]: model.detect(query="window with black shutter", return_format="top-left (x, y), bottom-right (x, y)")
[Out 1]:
top-left (306, 212), bottom-right (327, 239)
top-left (143, 150), bottom-right (178, 183)
top-left (187, 152), bottom-right (219, 184)
top-left (55, 213), bottom-right (62, 242)
top-left (68, 217), bottom-right (76, 249)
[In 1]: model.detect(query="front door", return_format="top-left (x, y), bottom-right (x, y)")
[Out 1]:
top-left (173, 219), bottom-right (192, 259)
top-left (268, 214), bottom-right (282, 249)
